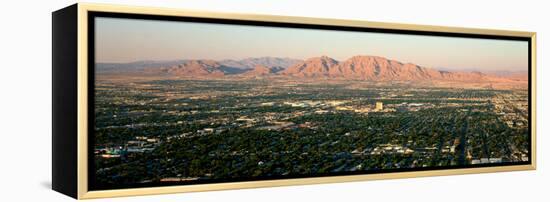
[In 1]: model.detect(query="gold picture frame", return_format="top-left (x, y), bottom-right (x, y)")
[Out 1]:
top-left (52, 3), bottom-right (536, 199)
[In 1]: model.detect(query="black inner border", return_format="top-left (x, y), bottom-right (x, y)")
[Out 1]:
top-left (88, 11), bottom-right (532, 191)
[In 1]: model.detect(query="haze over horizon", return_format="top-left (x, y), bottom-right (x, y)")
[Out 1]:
top-left (96, 17), bottom-right (528, 72)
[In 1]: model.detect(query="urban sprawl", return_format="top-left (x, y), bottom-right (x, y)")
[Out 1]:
top-left (94, 78), bottom-right (529, 187)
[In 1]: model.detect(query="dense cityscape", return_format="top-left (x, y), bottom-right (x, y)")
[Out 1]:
top-left (93, 77), bottom-right (529, 187)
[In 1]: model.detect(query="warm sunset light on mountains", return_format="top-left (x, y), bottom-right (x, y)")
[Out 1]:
top-left (98, 55), bottom-right (527, 89)
top-left (165, 56), bottom-right (524, 81)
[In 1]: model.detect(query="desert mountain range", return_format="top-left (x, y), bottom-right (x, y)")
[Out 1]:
top-left (123, 55), bottom-right (525, 82)
top-left (219, 57), bottom-right (302, 70)
top-left (97, 57), bottom-right (300, 73)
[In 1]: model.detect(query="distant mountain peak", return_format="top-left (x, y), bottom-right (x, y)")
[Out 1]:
top-left (167, 60), bottom-right (225, 77)
top-left (242, 65), bottom-right (283, 77)
top-left (281, 56), bottom-right (339, 77)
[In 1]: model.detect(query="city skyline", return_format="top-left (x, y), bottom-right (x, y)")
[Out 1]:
top-left (95, 17), bottom-right (528, 72)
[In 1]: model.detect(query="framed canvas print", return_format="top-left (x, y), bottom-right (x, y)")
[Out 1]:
top-left (52, 3), bottom-right (536, 199)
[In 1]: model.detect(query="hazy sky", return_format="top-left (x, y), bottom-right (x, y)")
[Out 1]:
top-left (95, 17), bottom-right (528, 72)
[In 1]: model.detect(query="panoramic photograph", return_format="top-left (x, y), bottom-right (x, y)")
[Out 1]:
top-left (92, 17), bottom-right (530, 189)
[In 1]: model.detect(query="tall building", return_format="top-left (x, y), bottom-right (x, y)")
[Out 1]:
top-left (375, 102), bottom-right (383, 111)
